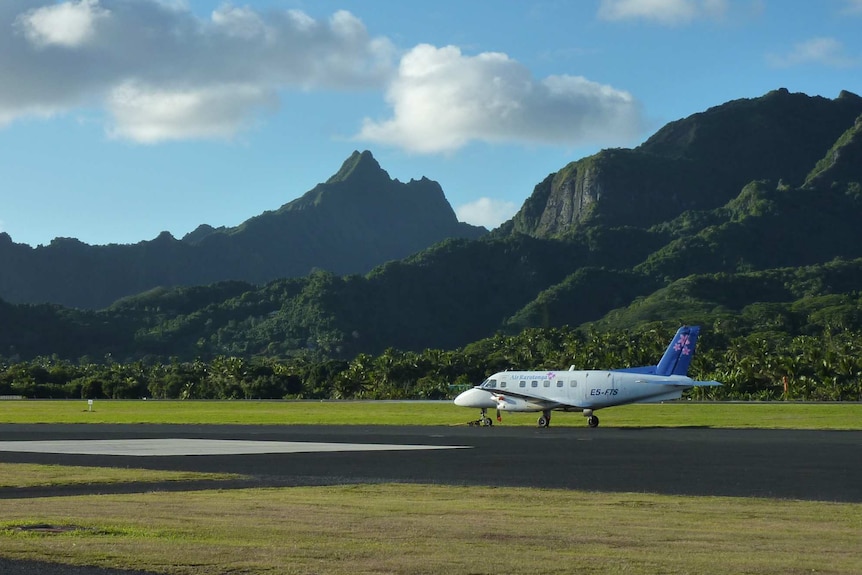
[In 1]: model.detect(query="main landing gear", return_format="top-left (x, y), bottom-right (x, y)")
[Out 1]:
top-left (468, 408), bottom-right (494, 427)
top-left (537, 410), bottom-right (552, 428)
top-left (584, 409), bottom-right (600, 428)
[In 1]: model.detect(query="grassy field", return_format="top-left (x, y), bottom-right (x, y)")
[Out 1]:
top-left (0, 463), bottom-right (242, 488)
top-left (2, 484), bottom-right (861, 575)
top-left (2, 401), bottom-right (861, 574)
top-left (1, 399), bottom-right (862, 428)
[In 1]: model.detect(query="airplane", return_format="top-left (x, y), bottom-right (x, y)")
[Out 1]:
top-left (454, 325), bottom-right (721, 428)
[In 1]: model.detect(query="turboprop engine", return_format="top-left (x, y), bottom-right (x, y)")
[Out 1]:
top-left (495, 395), bottom-right (542, 412)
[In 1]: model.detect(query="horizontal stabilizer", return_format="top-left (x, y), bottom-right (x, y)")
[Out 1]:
top-left (638, 378), bottom-right (722, 387)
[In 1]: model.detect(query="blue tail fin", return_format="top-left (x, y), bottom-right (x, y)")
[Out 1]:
top-left (655, 326), bottom-right (699, 376)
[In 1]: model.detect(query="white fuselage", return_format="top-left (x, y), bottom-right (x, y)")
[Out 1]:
top-left (454, 369), bottom-right (693, 413)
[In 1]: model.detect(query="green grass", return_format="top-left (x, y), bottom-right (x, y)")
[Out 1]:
top-left (0, 463), bottom-right (242, 488)
top-left (2, 403), bottom-right (860, 574)
top-left (1, 484), bottom-right (861, 575)
top-left (1, 399), bottom-right (862, 429)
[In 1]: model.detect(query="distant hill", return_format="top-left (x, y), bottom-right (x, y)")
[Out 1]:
top-left (498, 88), bottom-right (862, 237)
top-left (3, 89), bottom-right (862, 363)
top-left (0, 151), bottom-right (486, 309)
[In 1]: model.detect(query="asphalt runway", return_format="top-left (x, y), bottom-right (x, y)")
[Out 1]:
top-left (3, 424), bottom-right (861, 574)
top-left (1, 423), bottom-right (861, 502)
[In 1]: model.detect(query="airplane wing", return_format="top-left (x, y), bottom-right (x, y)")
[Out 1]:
top-left (490, 387), bottom-right (569, 409)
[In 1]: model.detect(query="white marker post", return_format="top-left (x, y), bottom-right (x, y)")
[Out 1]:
top-left (87, 399), bottom-right (93, 412)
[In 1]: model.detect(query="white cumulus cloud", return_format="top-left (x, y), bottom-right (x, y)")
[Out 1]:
top-left (356, 44), bottom-right (644, 154)
top-left (597, 0), bottom-right (727, 25)
top-left (1, 1), bottom-right (645, 152)
top-left (0, 1), bottom-right (395, 140)
top-left (766, 37), bottom-right (857, 68)
top-left (456, 197), bottom-right (519, 229)
top-left (17, 0), bottom-right (110, 48)
top-left (106, 82), bottom-right (278, 143)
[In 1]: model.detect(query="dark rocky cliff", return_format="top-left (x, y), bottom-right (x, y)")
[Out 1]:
top-left (500, 89), bottom-right (862, 238)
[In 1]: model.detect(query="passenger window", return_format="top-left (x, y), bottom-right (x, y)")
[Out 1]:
top-left (531, 381), bottom-right (538, 388)
top-left (519, 381), bottom-right (526, 388)
top-left (543, 381), bottom-right (550, 387)
top-left (557, 381), bottom-right (563, 387)
top-left (500, 382), bottom-right (507, 388)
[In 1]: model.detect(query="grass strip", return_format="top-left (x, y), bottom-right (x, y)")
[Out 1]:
top-left (1, 484), bottom-right (860, 575)
top-left (0, 463), bottom-right (243, 488)
top-left (1, 400), bottom-right (862, 429)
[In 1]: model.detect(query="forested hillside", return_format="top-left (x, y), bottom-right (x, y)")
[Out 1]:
top-left (3, 89), bottom-right (862, 402)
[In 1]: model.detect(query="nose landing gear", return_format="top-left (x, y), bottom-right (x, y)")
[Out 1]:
top-left (468, 408), bottom-right (494, 427)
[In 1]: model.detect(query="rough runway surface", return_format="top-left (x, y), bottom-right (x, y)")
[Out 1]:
top-left (2, 423), bottom-right (860, 501)
top-left (2, 424), bottom-right (861, 575)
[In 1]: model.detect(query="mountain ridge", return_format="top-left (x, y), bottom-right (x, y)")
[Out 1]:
top-left (498, 88), bottom-right (862, 238)
top-left (0, 150), bottom-right (486, 309)
top-left (3, 88), bottom-right (862, 363)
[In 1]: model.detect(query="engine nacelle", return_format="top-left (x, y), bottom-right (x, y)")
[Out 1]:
top-left (496, 395), bottom-right (543, 412)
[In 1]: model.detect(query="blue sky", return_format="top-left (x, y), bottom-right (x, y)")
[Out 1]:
top-left (2, 0), bottom-right (861, 247)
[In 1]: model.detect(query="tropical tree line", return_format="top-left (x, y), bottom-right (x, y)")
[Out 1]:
top-left (2, 325), bottom-right (862, 401)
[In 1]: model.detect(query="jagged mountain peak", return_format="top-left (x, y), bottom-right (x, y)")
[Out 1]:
top-left (0, 150), bottom-right (486, 308)
top-left (325, 150), bottom-right (391, 186)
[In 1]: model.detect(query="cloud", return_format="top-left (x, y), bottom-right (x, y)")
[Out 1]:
top-left (456, 197), bottom-right (519, 229)
top-left (17, 0), bottom-right (109, 48)
top-left (597, 0), bottom-right (727, 25)
top-left (0, 1), bottom-right (395, 140)
top-left (766, 37), bottom-right (857, 68)
top-left (1, 1), bottom-right (644, 152)
top-left (106, 81), bottom-right (278, 143)
top-left (356, 44), bottom-right (644, 154)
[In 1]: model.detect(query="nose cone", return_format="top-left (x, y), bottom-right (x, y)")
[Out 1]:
top-left (454, 387), bottom-right (497, 408)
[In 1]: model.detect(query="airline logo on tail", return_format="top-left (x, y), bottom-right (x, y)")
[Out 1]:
top-left (656, 325), bottom-right (699, 377)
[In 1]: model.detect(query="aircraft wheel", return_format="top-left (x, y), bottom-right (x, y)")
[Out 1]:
top-left (482, 417), bottom-right (493, 427)
top-left (537, 415), bottom-right (549, 428)
top-left (587, 415), bottom-right (600, 428)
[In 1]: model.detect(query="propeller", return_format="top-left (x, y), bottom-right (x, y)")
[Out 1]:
top-left (493, 394), bottom-right (505, 422)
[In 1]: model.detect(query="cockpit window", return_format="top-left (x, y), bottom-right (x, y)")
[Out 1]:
top-left (481, 379), bottom-right (497, 389)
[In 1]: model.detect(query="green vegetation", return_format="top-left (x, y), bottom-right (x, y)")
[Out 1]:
top-left (2, 484), bottom-right (860, 574)
top-left (2, 400), bottom-right (862, 429)
top-left (2, 90), bottom-right (862, 409)
top-left (5, 319), bottom-right (862, 401)
top-left (0, 463), bottom-right (241, 488)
